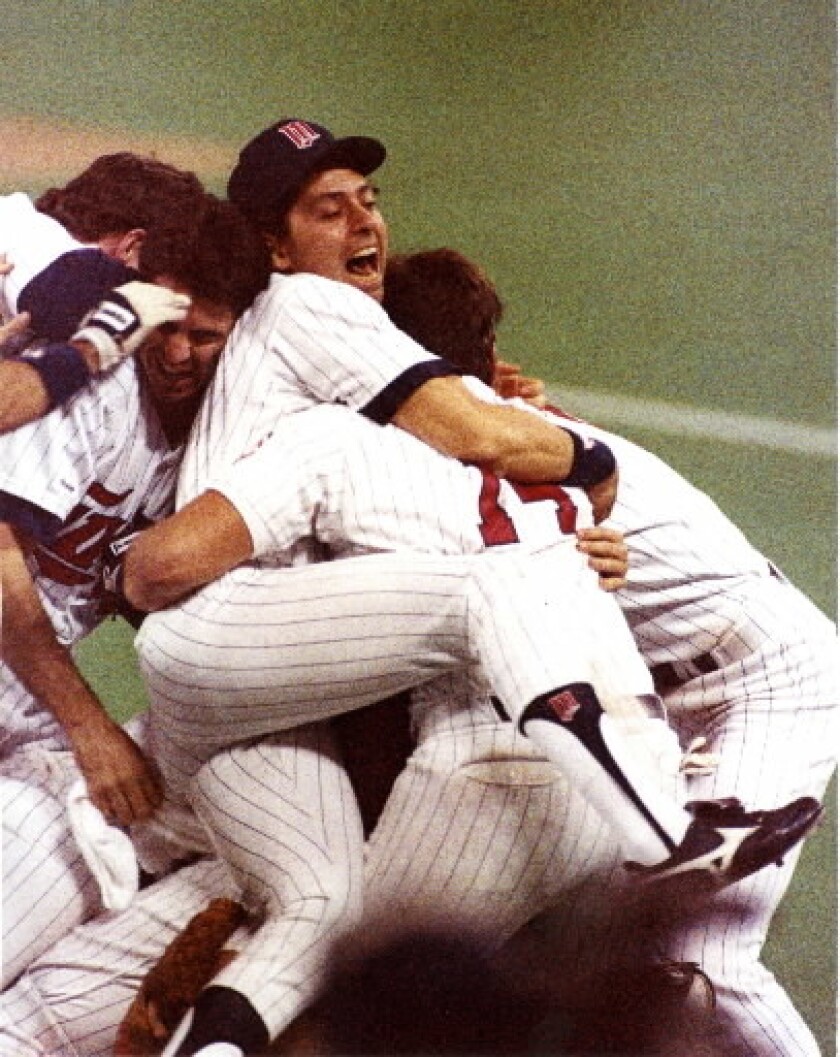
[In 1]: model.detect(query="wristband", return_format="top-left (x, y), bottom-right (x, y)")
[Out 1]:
top-left (562, 431), bottom-right (616, 488)
top-left (18, 343), bottom-right (92, 409)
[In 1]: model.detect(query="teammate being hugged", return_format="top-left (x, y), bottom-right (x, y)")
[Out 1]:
top-left (381, 246), bottom-right (837, 1057)
top-left (0, 153), bottom-right (206, 432)
top-left (0, 185), bottom-right (271, 988)
top-left (88, 119), bottom-right (823, 1057)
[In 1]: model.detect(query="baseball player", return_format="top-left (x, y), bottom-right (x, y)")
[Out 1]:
top-left (0, 154), bottom-right (207, 433)
top-left (367, 247), bottom-right (839, 1057)
top-left (108, 120), bottom-right (818, 1057)
top-left (0, 221), bottom-right (827, 1056)
top-left (0, 190), bottom-right (271, 988)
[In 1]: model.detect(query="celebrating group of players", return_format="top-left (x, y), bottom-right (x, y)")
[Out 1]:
top-left (0, 118), bottom-right (835, 1057)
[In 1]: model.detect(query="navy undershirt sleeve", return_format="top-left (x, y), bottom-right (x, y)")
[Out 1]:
top-left (360, 359), bottom-right (461, 425)
top-left (18, 249), bottom-right (138, 341)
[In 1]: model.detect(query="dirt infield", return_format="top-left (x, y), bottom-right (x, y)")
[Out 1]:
top-left (0, 115), bottom-right (235, 187)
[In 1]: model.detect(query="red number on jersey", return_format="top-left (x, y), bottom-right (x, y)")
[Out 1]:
top-left (478, 469), bottom-right (577, 546)
top-left (33, 482), bottom-right (133, 587)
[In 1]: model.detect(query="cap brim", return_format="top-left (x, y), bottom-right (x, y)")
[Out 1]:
top-left (316, 135), bottom-right (386, 177)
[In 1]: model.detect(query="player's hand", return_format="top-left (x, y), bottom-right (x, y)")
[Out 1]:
top-left (585, 467), bottom-right (618, 524)
top-left (70, 717), bottom-right (164, 826)
top-left (492, 358), bottom-right (547, 408)
top-left (72, 281), bottom-right (191, 372)
top-left (0, 310), bottom-right (32, 351)
top-left (0, 255), bottom-right (33, 353)
top-left (576, 524), bottom-right (628, 591)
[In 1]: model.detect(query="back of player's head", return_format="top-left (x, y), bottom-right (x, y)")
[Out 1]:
top-left (35, 153), bottom-right (205, 242)
top-left (227, 117), bottom-right (386, 235)
top-left (139, 193), bottom-right (271, 318)
top-left (317, 921), bottom-right (541, 1054)
top-left (384, 248), bottom-right (503, 385)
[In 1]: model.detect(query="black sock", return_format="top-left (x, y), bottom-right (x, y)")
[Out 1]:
top-left (175, 985), bottom-right (269, 1056)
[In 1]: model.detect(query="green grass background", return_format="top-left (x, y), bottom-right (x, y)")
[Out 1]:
top-left (2, 1), bottom-right (835, 1051)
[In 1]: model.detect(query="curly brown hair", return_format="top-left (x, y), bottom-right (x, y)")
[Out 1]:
top-left (138, 193), bottom-right (272, 318)
top-left (383, 248), bottom-right (503, 384)
top-left (35, 153), bottom-right (205, 242)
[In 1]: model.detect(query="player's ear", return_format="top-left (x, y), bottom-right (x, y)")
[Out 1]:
top-left (100, 228), bottom-right (147, 269)
top-left (264, 232), bottom-right (293, 273)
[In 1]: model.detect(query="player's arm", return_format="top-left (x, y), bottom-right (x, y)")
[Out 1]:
top-left (0, 339), bottom-right (102, 434)
top-left (120, 491), bottom-right (253, 612)
top-left (390, 374), bottom-right (618, 522)
top-left (0, 522), bottom-right (163, 824)
top-left (0, 281), bottom-right (190, 434)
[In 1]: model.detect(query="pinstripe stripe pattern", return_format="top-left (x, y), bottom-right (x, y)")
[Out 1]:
top-left (188, 725), bottom-right (364, 1035)
top-left (0, 858), bottom-right (239, 1057)
top-left (0, 363), bottom-right (182, 992)
top-left (1, 777), bottom-right (101, 989)
top-left (175, 272), bottom-right (442, 500)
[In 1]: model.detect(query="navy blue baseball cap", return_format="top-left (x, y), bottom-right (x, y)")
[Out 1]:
top-left (227, 118), bottom-right (386, 231)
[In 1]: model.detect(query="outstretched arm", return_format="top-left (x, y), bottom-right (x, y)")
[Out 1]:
top-left (392, 375), bottom-right (618, 522)
top-left (0, 279), bottom-right (190, 434)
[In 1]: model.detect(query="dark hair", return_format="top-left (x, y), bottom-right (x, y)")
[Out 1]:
top-left (384, 248), bottom-right (503, 384)
top-left (318, 923), bottom-right (542, 1055)
top-left (138, 194), bottom-right (272, 318)
top-left (35, 153), bottom-right (205, 241)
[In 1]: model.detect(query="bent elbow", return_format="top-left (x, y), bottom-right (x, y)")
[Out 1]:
top-left (123, 548), bottom-right (183, 613)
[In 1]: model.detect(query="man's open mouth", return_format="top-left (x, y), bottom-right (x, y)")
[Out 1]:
top-left (347, 247), bottom-right (380, 277)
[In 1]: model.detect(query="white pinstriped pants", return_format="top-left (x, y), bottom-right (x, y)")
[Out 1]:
top-left (137, 544), bottom-right (659, 800)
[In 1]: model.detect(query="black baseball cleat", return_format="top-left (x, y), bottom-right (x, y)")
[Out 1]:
top-left (625, 796), bottom-right (824, 888)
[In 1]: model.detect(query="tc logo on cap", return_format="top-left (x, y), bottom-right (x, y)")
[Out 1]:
top-left (278, 121), bottom-right (322, 150)
top-left (546, 690), bottom-right (581, 723)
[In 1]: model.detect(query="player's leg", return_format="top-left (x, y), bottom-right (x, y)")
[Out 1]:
top-left (663, 590), bottom-right (837, 1057)
top-left (138, 549), bottom-right (819, 885)
top-left (1, 775), bottom-right (102, 988)
top-left (364, 674), bottom-right (622, 944)
top-left (164, 724), bottom-right (365, 1056)
top-left (0, 858), bottom-right (237, 1057)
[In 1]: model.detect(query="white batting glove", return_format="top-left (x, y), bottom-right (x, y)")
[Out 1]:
top-left (72, 281), bottom-right (191, 371)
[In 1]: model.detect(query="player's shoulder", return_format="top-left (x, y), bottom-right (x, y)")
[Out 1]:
top-left (0, 191), bottom-right (38, 222)
top-left (0, 192), bottom-right (78, 249)
top-left (0, 358), bottom-right (137, 459)
top-left (270, 270), bottom-right (385, 320)
top-left (61, 356), bottom-right (142, 432)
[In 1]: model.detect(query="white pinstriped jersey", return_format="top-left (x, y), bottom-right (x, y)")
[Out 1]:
top-left (176, 271), bottom-right (452, 505)
top-left (205, 402), bottom-right (592, 567)
top-left (527, 403), bottom-right (835, 669)
top-left (0, 194), bottom-right (79, 321)
top-left (0, 361), bottom-right (182, 751)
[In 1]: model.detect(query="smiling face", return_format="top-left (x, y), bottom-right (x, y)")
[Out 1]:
top-left (136, 276), bottom-right (234, 422)
top-left (267, 168), bottom-right (389, 302)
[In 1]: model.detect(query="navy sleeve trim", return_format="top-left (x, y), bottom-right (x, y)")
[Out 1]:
top-left (18, 249), bottom-right (138, 342)
top-left (0, 492), bottom-right (64, 545)
top-left (360, 359), bottom-right (460, 425)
